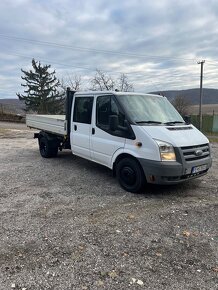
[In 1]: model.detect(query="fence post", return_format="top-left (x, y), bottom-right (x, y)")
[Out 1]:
top-left (0, 104), bottom-right (3, 114)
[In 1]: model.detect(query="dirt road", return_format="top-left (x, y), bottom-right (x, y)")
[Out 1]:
top-left (0, 122), bottom-right (217, 290)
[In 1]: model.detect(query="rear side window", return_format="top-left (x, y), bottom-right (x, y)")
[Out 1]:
top-left (73, 97), bottom-right (94, 124)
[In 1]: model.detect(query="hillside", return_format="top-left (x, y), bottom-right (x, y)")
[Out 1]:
top-left (0, 99), bottom-right (25, 115)
top-left (0, 88), bottom-right (218, 116)
top-left (150, 88), bottom-right (218, 105)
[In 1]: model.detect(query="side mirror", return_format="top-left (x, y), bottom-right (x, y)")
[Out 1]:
top-left (109, 115), bottom-right (118, 131)
top-left (183, 115), bottom-right (191, 124)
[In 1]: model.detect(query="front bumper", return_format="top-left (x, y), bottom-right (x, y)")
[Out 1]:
top-left (138, 155), bottom-right (212, 185)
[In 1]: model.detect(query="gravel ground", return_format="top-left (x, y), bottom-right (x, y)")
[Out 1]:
top-left (0, 122), bottom-right (217, 290)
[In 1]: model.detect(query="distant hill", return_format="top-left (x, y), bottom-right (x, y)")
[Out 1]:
top-left (0, 88), bottom-right (218, 115)
top-left (150, 88), bottom-right (218, 105)
top-left (0, 99), bottom-right (25, 115)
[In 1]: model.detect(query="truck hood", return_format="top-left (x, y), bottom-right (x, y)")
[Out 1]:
top-left (141, 124), bottom-right (209, 147)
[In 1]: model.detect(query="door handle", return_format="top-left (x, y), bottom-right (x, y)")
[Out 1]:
top-left (74, 125), bottom-right (77, 131)
top-left (92, 128), bottom-right (95, 135)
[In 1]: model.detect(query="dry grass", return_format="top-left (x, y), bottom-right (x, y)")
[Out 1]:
top-left (208, 137), bottom-right (218, 143)
top-left (190, 104), bottom-right (218, 115)
top-left (0, 128), bottom-right (10, 138)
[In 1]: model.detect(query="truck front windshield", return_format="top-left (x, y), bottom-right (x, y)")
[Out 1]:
top-left (118, 94), bottom-right (184, 124)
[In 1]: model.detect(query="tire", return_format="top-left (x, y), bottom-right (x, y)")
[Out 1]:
top-left (116, 158), bottom-right (146, 193)
top-left (39, 136), bottom-right (58, 158)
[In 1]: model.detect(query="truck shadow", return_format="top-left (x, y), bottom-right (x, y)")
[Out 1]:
top-left (56, 151), bottom-right (201, 199)
top-left (140, 182), bottom-right (200, 198)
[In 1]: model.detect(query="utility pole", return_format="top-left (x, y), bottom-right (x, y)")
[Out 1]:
top-left (197, 60), bottom-right (205, 131)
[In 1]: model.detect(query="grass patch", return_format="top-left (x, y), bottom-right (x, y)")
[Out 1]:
top-left (205, 131), bottom-right (218, 136)
top-left (0, 128), bottom-right (11, 137)
top-left (0, 112), bottom-right (25, 123)
top-left (208, 137), bottom-right (218, 143)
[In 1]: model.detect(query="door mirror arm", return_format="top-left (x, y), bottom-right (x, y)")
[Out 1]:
top-left (109, 115), bottom-right (119, 131)
top-left (117, 120), bottom-right (129, 132)
top-left (109, 115), bottom-right (130, 132)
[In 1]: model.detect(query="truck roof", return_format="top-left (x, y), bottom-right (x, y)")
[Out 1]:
top-left (74, 91), bottom-right (163, 98)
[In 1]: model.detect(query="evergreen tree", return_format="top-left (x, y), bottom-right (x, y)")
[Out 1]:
top-left (17, 59), bottom-right (64, 114)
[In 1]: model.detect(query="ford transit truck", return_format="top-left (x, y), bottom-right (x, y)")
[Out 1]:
top-left (26, 89), bottom-right (212, 192)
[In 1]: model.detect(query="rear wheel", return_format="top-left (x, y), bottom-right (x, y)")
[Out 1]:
top-left (39, 137), bottom-right (58, 158)
top-left (116, 158), bottom-right (146, 193)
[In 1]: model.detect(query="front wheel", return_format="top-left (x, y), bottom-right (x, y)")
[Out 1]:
top-left (116, 158), bottom-right (146, 193)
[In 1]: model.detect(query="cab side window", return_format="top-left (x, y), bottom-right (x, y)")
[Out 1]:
top-left (96, 96), bottom-right (110, 127)
top-left (73, 97), bottom-right (93, 124)
top-left (96, 95), bottom-right (125, 130)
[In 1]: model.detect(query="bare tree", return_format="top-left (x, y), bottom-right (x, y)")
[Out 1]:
top-left (118, 73), bottom-right (134, 92)
top-left (61, 74), bottom-right (82, 91)
top-left (67, 74), bottom-right (82, 91)
top-left (91, 69), bottom-right (115, 91)
top-left (90, 69), bottom-right (134, 92)
top-left (171, 95), bottom-right (191, 116)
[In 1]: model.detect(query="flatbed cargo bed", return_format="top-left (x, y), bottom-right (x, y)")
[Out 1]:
top-left (26, 114), bottom-right (67, 136)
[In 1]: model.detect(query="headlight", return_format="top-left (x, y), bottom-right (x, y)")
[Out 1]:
top-left (154, 139), bottom-right (176, 161)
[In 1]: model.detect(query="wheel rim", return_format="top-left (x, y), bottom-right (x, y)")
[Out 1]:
top-left (40, 142), bottom-right (47, 155)
top-left (120, 166), bottom-right (137, 186)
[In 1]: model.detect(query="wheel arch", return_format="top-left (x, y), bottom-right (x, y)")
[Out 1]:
top-left (36, 131), bottom-right (63, 146)
top-left (112, 152), bottom-right (142, 177)
top-left (37, 131), bottom-right (57, 141)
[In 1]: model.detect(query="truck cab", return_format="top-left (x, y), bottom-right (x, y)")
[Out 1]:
top-left (27, 90), bottom-right (212, 192)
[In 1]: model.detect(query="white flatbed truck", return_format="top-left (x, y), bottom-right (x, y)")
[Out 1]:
top-left (26, 89), bottom-right (212, 192)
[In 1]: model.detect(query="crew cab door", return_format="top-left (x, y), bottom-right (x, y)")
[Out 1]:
top-left (90, 95), bottom-right (126, 167)
top-left (71, 96), bottom-right (94, 160)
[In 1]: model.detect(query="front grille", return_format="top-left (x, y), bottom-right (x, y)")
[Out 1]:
top-left (181, 143), bottom-right (210, 162)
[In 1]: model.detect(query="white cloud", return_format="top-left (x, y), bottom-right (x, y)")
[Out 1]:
top-left (0, 0), bottom-right (218, 98)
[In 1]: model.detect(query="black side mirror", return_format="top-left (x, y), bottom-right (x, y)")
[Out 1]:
top-left (109, 115), bottom-right (118, 131)
top-left (183, 115), bottom-right (191, 124)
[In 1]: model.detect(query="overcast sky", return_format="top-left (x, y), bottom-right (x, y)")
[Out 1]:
top-left (0, 0), bottom-right (218, 99)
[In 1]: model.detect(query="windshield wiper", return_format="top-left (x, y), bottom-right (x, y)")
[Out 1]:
top-left (164, 121), bottom-right (185, 125)
top-left (136, 121), bottom-right (163, 124)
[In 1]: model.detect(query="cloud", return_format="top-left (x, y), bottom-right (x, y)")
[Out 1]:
top-left (0, 0), bottom-right (218, 98)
